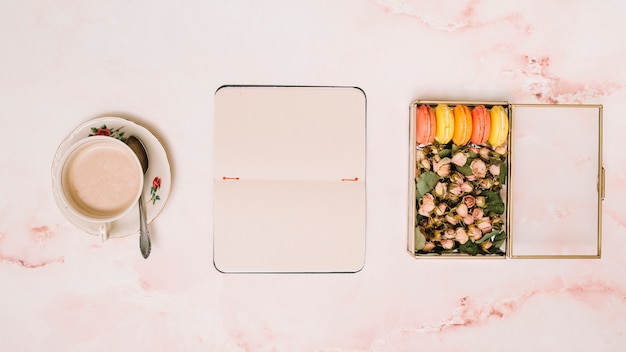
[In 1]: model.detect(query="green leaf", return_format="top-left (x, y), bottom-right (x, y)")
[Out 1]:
top-left (493, 231), bottom-right (507, 248)
top-left (156, 195), bottom-right (160, 200)
top-left (499, 163), bottom-right (507, 185)
top-left (475, 230), bottom-right (499, 244)
top-left (483, 190), bottom-right (505, 215)
top-left (118, 131), bottom-right (125, 137)
top-left (439, 149), bottom-right (452, 158)
top-left (457, 165), bottom-right (474, 176)
top-left (100, 124), bottom-right (107, 129)
top-left (416, 171), bottom-right (439, 198)
top-left (91, 127), bottom-right (98, 133)
top-left (414, 227), bottom-right (426, 251)
top-left (459, 241), bottom-right (479, 256)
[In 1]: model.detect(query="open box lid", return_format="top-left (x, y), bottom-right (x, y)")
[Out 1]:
top-left (508, 104), bottom-right (604, 258)
top-left (213, 86), bottom-right (366, 273)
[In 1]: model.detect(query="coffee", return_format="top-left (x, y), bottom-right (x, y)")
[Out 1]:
top-left (61, 138), bottom-right (143, 220)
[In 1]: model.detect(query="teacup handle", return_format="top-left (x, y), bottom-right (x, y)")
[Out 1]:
top-left (99, 223), bottom-right (109, 242)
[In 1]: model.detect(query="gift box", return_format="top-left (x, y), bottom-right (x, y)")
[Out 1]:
top-left (408, 100), bottom-right (604, 258)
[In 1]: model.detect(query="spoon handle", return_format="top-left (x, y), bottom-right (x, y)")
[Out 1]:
top-left (138, 196), bottom-right (151, 258)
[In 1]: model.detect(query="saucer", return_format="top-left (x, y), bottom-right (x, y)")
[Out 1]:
top-left (52, 117), bottom-right (171, 238)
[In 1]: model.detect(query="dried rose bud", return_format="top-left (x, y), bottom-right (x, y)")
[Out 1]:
top-left (494, 145), bottom-right (507, 155)
top-left (449, 183), bottom-right (462, 196)
top-left (463, 195), bottom-right (476, 208)
top-left (434, 182), bottom-right (447, 198)
top-left (416, 149), bottom-right (426, 162)
top-left (472, 208), bottom-right (484, 219)
top-left (489, 164), bottom-right (500, 177)
top-left (476, 217), bottom-right (493, 234)
top-left (470, 159), bottom-right (487, 178)
top-left (441, 239), bottom-right (455, 249)
top-left (479, 147), bottom-right (490, 160)
top-left (460, 182), bottom-right (473, 193)
top-left (445, 214), bottom-right (458, 225)
top-left (422, 242), bottom-right (436, 252)
top-left (455, 227), bottom-right (469, 244)
top-left (443, 228), bottom-right (456, 239)
top-left (463, 216), bottom-right (475, 225)
top-left (479, 178), bottom-right (494, 189)
top-left (435, 163), bottom-right (451, 177)
top-left (450, 172), bottom-right (464, 184)
top-left (468, 225), bottom-right (482, 241)
top-left (475, 196), bottom-right (486, 207)
top-left (434, 203), bottom-right (447, 216)
top-left (481, 241), bottom-right (493, 251)
top-left (469, 147), bottom-right (479, 154)
top-left (451, 152), bottom-right (467, 166)
top-left (456, 203), bottom-right (469, 217)
top-left (418, 193), bottom-right (436, 216)
top-left (420, 158), bottom-right (431, 170)
top-left (466, 175), bottom-right (477, 181)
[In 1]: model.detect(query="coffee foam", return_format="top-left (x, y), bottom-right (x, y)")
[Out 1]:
top-left (62, 140), bottom-right (142, 220)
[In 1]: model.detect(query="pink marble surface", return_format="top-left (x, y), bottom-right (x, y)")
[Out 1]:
top-left (1, 0), bottom-right (625, 351)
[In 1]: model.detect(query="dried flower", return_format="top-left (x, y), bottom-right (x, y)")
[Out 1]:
top-left (420, 158), bottom-right (431, 170)
top-left (434, 203), bottom-right (447, 216)
top-left (472, 208), bottom-right (484, 219)
top-left (463, 195), bottom-right (476, 208)
top-left (441, 239), bottom-right (455, 249)
top-left (416, 149), bottom-right (426, 162)
top-left (460, 182), bottom-right (473, 193)
top-left (449, 183), bottom-right (462, 196)
top-left (470, 159), bottom-right (487, 178)
top-left (445, 214), bottom-right (458, 225)
top-left (443, 228), bottom-right (456, 239)
top-left (468, 225), bottom-right (482, 241)
top-left (478, 178), bottom-right (494, 189)
top-left (476, 217), bottom-right (493, 234)
top-left (433, 159), bottom-right (451, 177)
top-left (463, 216), bottom-right (475, 225)
top-left (489, 164), bottom-right (500, 177)
top-left (456, 203), bottom-right (469, 217)
top-left (451, 152), bottom-right (467, 166)
top-left (479, 147), bottom-right (490, 160)
top-left (418, 193), bottom-right (436, 216)
top-left (455, 227), bottom-right (469, 244)
top-left (449, 172), bottom-right (464, 184)
top-left (475, 196), bottom-right (486, 207)
top-left (434, 182), bottom-right (447, 198)
top-left (423, 242), bottom-right (435, 252)
top-left (481, 241), bottom-right (493, 251)
top-left (494, 145), bottom-right (507, 155)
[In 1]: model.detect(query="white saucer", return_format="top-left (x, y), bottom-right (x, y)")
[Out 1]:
top-left (52, 117), bottom-right (171, 238)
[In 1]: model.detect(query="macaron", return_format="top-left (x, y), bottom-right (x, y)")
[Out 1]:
top-left (415, 105), bottom-right (436, 145)
top-left (434, 104), bottom-right (454, 144)
top-left (470, 105), bottom-right (491, 145)
top-left (488, 105), bottom-right (509, 147)
top-left (452, 105), bottom-right (472, 146)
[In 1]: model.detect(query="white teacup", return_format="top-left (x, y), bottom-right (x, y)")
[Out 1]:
top-left (56, 136), bottom-right (144, 241)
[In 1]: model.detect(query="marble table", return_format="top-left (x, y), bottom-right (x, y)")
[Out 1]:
top-left (1, 1), bottom-right (625, 351)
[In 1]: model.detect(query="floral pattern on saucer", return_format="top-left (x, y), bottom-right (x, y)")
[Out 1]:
top-left (88, 124), bottom-right (127, 142)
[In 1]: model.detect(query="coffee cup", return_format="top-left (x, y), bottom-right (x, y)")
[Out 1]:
top-left (55, 136), bottom-right (144, 241)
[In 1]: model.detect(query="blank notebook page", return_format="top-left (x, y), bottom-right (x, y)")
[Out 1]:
top-left (213, 86), bottom-right (366, 273)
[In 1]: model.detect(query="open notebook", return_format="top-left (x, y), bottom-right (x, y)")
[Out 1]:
top-left (213, 86), bottom-right (366, 272)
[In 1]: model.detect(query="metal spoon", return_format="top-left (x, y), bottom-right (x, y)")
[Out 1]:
top-left (127, 135), bottom-right (151, 259)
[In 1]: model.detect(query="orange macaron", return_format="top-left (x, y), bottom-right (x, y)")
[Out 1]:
top-left (452, 105), bottom-right (472, 146)
top-left (470, 105), bottom-right (491, 145)
top-left (416, 105), bottom-right (436, 145)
